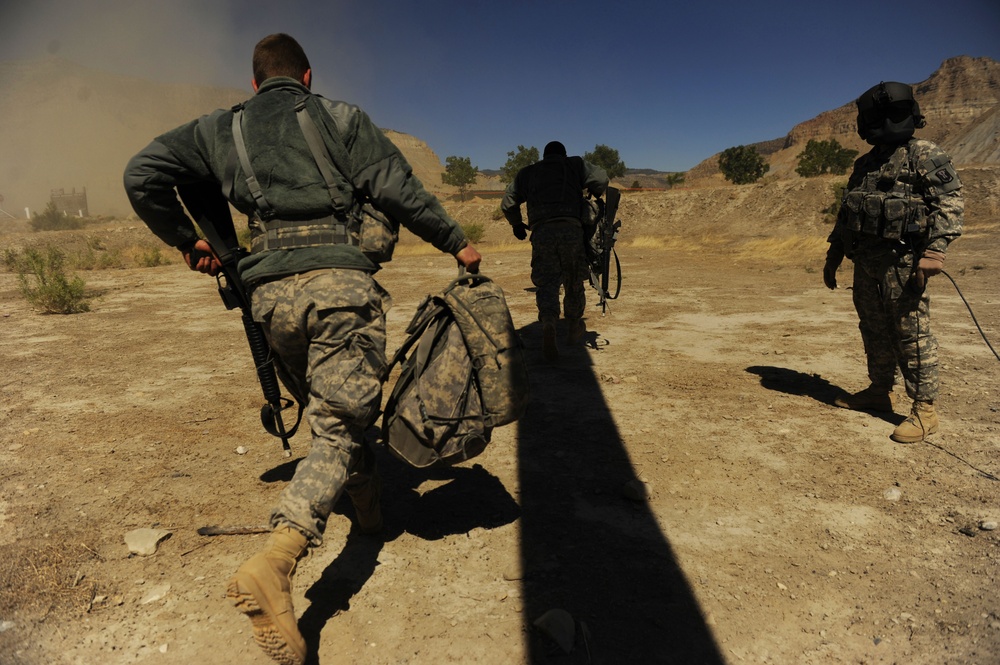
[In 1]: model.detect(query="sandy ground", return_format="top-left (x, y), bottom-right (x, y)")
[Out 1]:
top-left (1, 182), bottom-right (999, 665)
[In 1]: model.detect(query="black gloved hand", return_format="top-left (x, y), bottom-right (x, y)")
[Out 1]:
top-left (511, 222), bottom-right (528, 241)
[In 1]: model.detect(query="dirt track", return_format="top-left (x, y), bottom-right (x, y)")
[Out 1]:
top-left (1, 180), bottom-right (999, 664)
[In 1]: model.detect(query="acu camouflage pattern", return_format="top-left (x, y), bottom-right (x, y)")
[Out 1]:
top-left (530, 222), bottom-right (588, 324)
top-left (250, 268), bottom-right (389, 545)
top-left (828, 138), bottom-right (964, 404)
top-left (382, 274), bottom-right (529, 468)
top-left (852, 253), bottom-right (938, 401)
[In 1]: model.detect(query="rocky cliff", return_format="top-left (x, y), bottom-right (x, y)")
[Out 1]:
top-left (687, 55), bottom-right (1000, 183)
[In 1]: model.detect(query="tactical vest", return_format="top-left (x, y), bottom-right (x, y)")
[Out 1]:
top-left (524, 157), bottom-right (586, 226)
top-left (227, 96), bottom-right (397, 263)
top-left (840, 141), bottom-right (929, 241)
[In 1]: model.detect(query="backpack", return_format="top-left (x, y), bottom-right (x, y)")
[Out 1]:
top-left (381, 272), bottom-right (529, 468)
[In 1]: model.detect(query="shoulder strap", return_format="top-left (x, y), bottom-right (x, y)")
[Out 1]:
top-left (294, 96), bottom-right (351, 213)
top-left (229, 104), bottom-right (275, 221)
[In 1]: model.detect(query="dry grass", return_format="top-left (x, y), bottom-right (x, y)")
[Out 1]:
top-left (735, 235), bottom-right (829, 262)
top-left (0, 541), bottom-right (106, 620)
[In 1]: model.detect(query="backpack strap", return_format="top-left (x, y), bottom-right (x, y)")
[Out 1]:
top-left (294, 96), bottom-right (352, 214)
top-left (229, 103), bottom-right (276, 221)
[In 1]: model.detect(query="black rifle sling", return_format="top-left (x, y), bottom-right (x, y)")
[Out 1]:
top-left (176, 183), bottom-right (302, 453)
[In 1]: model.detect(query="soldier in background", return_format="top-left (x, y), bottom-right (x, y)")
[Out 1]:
top-left (824, 81), bottom-right (963, 443)
top-left (501, 141), bottom-right (608, 361)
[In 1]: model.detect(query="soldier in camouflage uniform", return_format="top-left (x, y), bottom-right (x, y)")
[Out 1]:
top-left (824, 81), bottom-right (963, 444)
top-left (501, 141), bottom-right (609, 361)
top-left (124, 34), bottom-right (481, 665)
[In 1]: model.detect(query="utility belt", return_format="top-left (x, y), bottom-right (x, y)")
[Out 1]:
top-left (249, 215), bottom-right (356, 253)
top-left (842, 190), bottom-right (927, 241)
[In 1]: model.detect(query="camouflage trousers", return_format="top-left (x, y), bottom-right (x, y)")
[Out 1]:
top-left (530, 222), bottom-right (588, 324)
top-left (851, 251), bottom-right (939, 402)
top-left (251, 268), bottom-right (390, 545)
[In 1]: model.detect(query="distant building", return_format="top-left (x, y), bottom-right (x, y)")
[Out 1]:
top-left (50, 188), bottom-right (89, 217)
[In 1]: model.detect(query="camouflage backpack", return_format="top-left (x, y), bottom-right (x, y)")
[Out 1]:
top-left (381, 272), bottom-right (529, 468)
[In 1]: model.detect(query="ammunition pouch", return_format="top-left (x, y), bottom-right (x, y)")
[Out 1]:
top-left (353, 205), bottom-right (398, 264)
top-left (842, 191), bottom-right (927, 241)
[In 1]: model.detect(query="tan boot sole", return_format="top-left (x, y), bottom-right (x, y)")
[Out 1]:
top-left (227, 576), bottom-right (305, 665)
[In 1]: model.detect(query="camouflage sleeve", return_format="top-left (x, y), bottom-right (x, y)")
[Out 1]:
top-left (913, 140), bottom-right (964, 253)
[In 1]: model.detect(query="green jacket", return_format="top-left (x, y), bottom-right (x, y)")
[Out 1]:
top-left (124, 77), bottom-right (467, 286)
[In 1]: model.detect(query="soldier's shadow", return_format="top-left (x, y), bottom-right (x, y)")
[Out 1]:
top-left (746, 365), bottom-right (904, 425)
top-left (516, 320), bottom-right (724, 663)
top-left (297, 451), bottom-right (520, 663)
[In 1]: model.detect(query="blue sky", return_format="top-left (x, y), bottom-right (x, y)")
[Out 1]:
top-left (1, 0), bottom-right (998, 171)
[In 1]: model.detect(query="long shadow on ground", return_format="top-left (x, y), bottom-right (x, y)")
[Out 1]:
top-left (517, 320), bottom-right (724, 664)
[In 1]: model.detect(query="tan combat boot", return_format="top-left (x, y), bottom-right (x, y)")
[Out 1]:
top-left (833, 385), bottom-right (894, 413)
top-left (227, 525), bottom-right (309, 665)
top-left (890, 401), bottom-right (939, 443)
top-left (566, 318), bottom-right (586, 345)
top-left (346, 473), bottom-right (383, 535)
top-left (542, 320), bottom-right (558, 361)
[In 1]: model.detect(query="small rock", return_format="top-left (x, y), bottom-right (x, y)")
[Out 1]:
top-left (235, 446), bottom-right (249, 455)
top-left (979, 521), bottom-right (997, 531)
top-left (140, 584), bottom-right (171, 604)
top-left (883, 487), bottom-right (902, 502)
top-left (0, 620), bottom-right (14, 633)
top-left (502, 566), bottom-right (523, 581)
top-left (125, 528), bottom-right (172, 556)
top-left (620, 479), bottom-right (648, 502)
top-left (534, 609), bottom-right (575, 653)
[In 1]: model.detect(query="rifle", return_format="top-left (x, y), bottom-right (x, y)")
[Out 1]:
top-left (176, 183), bottom-right (301, 456)
top-left (587, 186), bottom-right (622, 315)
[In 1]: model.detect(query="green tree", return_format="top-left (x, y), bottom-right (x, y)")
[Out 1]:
top-left (441, 155), bottom-right (479, 201)
top-left (500, 145), bottom-right (539, 184)
top-left (665, 172), bottom-right (686, 189)
top-left (584, 144), bottom-right (626, 180)
top-left (718, 145), bottom-right (769, 184)
top-left (795, 139), bottom-right (859, 177)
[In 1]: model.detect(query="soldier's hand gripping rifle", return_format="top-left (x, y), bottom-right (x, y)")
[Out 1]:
top-left (587, 186), bottom-right (622, 315)
top-left (177, 183), bottom-right (301, 456)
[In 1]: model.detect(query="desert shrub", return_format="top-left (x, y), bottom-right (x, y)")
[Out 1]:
top-left (69, 245), bottom-right (126, 270)
top-left (490, 206), bottom-right (505, 221)
top-left (12, 246), bottom-right (91, 313)
top-left (823, 180), bottom-right (849, 222)
top-left (134, 245), bottom-right (166, 267)
top-left (460, 221), bottom-right (486, 244)
top-left (29, 201), bottom-right (86, 232)
top-left (2, 248), bottom-right (20, 271)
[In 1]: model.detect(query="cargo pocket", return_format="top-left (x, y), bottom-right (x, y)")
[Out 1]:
top-left (308, 273), bottom-right (387, 428)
